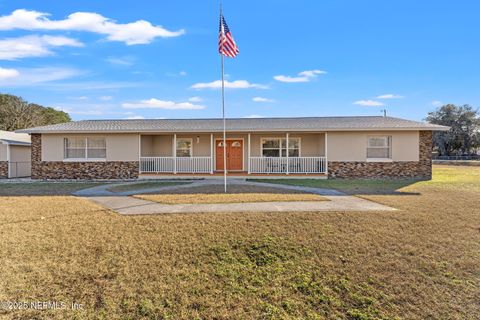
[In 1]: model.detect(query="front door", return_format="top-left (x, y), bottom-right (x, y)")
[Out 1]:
top-left (216, 139), bottom-right (243, 171)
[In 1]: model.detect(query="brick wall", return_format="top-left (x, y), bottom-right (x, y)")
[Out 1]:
top-left (31, 134), bottom-right (139, 180)
top-left (328, 131), bottom-right (433, 179)
top-left (0, 161), bottom-right (7, 178)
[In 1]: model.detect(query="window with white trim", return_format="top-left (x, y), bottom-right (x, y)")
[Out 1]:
top-left (261, 138), bottom-right (300, 157)
top-left (367, 136), bottom-right (392, 159)
top-left (176, 138), bottom-right (192, 157)
top-left (64, 137), bottom-right (106, 159)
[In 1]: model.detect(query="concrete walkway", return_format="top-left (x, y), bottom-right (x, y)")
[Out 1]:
top-left (75, 179), bottom-right (396, 215)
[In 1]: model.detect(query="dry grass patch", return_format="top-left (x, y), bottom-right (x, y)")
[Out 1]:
top-left (135, 193), bottom-right (327, 204)
top-left (107, 181), bottom-right (191, 193)
top-left (0, 165), bottom-right (479, 319)
top-left (145, 184), bottom-right (311, 195)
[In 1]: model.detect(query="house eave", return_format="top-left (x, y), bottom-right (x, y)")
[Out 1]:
top-left (20, 126), bottom-right (450, 134)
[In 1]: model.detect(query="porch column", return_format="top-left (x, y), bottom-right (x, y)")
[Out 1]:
top-left (286, 133), bottom-right (289, 175)
top-left (324, 132), bottom-right (328, 175)
top-left (210, 133), bottom-right (214, 174)
top-left (247, 133), bottom-right (251, 174)
top-left (173, 134), bottom-right (177, 174)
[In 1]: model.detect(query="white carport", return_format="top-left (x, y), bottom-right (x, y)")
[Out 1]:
top-left (0, 131), bottom-right (31, 178)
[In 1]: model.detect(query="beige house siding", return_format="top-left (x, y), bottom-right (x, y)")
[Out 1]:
top-left (107, 134), bottom-right (139, 161)
top-left (0, 144), bottom-right (7, 161)
top-left (42, 133), bottom-right (140, 161)
top-left (327, 131), bottom-right (420, 162)
top-left (40, 131), bottom-right (419, 165)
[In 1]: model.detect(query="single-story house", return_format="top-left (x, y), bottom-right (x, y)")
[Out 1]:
top-left (18, 116), bottom-right (449, 180)
top-left (0, 131), bottom-right (32, 178)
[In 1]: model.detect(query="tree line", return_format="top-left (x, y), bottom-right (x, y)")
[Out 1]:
top-left (0, 94), bottom-right (71, 131)
top-left (0, 93), bottom-right (478, 156)
top-left (426, 104), bottom-right (480, 156)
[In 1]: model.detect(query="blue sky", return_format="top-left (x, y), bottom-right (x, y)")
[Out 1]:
top-left (0, 0), bottom-right (478, 121)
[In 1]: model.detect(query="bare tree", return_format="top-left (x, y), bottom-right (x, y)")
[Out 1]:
top-left (0, 94), bottom-right (70, 131)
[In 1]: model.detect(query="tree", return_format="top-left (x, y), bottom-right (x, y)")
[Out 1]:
top-left (41, 106), bottom-right (71, 125)
top-left (426, 104), bottom-right (480, 155)
top-left (0, 94), bottom-right (71, 131)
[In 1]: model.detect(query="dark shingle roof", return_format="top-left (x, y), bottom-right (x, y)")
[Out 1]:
top-left (17, 116), bottom-right (449, 134)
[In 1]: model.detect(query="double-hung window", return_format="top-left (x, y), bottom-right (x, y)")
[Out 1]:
top-left (64, 137), bottom-right (106, 160)
top-left (367, 136), bottom-right (392, 160)
top-left (261, 138), bottom-right (300, 157)
top-left (176, 138), bottom-right (192, 157)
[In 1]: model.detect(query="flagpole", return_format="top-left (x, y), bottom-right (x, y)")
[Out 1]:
top-left (221, 51), bottom-right (227, 193)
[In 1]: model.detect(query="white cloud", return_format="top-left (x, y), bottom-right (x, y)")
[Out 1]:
top-left (376, 94), bottom-right (403, 99)
top-left (274, 69), bottom-right (326, 83)
top-left (298, 70), bottom-right (327, 77)
top-left (0, 67), bottom-right (84, 86)
top-left (0, 9), bottom-right (185, 45)
top-left (125, 115), bottom-right (145, 119)
top-left (122, 98), bottom-right (205, 110)
top-left (106, 56), bottom-right (135, 66)
top-left (353, 100), bottom-right (385, 107)
top-left (432, 100), bottom-right (443, 106)
top-left (188, 96), bottom-right (203, 102)
top-left (54, 107), bottom-right (104, 115)
top-left (274, 75), bottom-right (309, 83)
top-left (100, 96), bottom-right (113, 101)
top-left (0, 67), bottom-right (19, 80)
top-left (244, 114), bottom-right (265, 118)
top-left (68, 96), bottom-right (89, 100)
top-left (166, 70), bottom-right (187, 77)
top-left (0, 35), bottom-right (83, 60)
top-left (252, 97), bottom-right (274, 103)
top-left (191, 80), bottom-right (267, 90)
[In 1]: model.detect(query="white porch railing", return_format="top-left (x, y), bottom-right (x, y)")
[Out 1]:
top-left (140, 156), bottom-right (326, 174)
top-left (140, 157), bottom-right (212, 173)
top-left (249, 157), bottom-right (326, 174)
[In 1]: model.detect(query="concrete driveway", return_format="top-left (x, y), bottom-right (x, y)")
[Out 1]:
top-left (75, 179), bottom-right (396, 215)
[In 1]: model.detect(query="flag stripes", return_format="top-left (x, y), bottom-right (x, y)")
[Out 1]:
top-left (218, 14), bottom-right (239, 58)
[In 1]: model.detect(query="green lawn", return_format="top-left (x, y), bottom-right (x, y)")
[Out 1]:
top-left (0, 182), bottom-right (108, 196)
top-left (0, 165), bottom-right (478, 319)
top-left (250, 165), bottom-right (480, 194)
top-left (107, 181), bottom-right (191, 193)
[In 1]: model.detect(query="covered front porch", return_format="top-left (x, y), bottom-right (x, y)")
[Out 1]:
top-left (139, 132), bottom-right (327, 176)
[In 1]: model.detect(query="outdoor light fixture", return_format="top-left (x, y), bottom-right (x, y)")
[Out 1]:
top-left (196, 136), bottom-right (200, 143)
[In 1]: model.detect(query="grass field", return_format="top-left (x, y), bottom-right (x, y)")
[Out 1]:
top-left (252, 165), bottom-right (480, 194)
top-left (107, 181), bottom-right (190, 193)
top-left (0, 165), bottom-right (478, 319)
top-left (0, 182), bottom-right (107, 196)
top-left (136, 193), bottom-right (327, 204)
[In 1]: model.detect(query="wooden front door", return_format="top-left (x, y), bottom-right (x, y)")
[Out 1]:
top-left (216, 139), bottom-right (243, 171)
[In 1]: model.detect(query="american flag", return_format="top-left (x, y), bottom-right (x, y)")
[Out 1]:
top-left (218, 14), bottom-right (239, 58)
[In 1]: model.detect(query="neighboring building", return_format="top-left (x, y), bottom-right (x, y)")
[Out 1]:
top-left (18, 116), bottom-right (449, 180)
top-left (0, 131), bottom-right (32, 179)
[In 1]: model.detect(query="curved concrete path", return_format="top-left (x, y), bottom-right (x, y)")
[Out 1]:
top-left (75, 179), bottom-right (396, 215)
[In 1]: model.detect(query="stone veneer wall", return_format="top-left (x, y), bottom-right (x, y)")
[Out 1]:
top-left (31, 134), bottom-right (139, 180)
top-left (0, 161), bottom-right (8, 178)
top-left (328, 131), bottom-right (433, 179)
